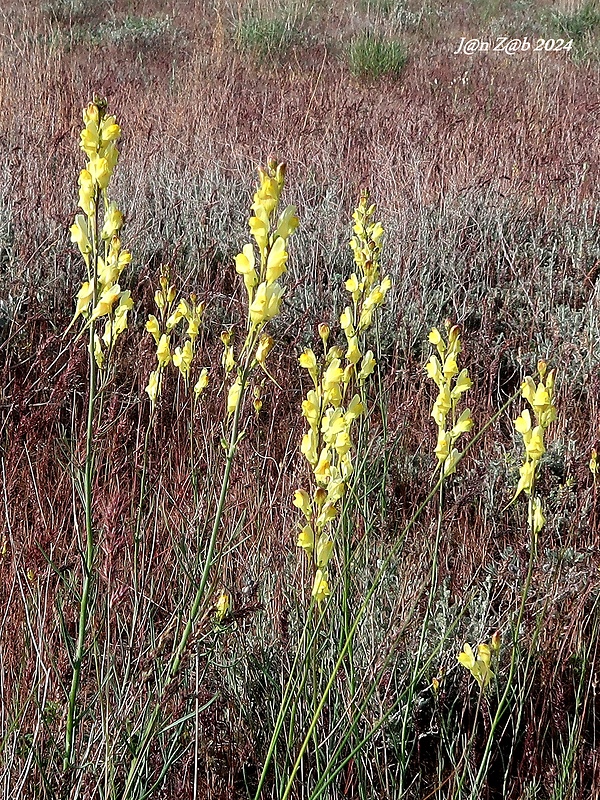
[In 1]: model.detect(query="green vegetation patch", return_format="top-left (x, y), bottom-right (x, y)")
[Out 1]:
top-left (345, 33), bottom-right (408, 78)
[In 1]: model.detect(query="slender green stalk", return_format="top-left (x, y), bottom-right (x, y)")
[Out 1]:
top-left (169, 363), bottom-right (249, 677)
top-left (64, 200), bottom-right (99, 771)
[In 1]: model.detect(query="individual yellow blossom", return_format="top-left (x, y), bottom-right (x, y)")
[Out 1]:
top-left (78, 169), bottom-right (95, 217)
top-left (299, 349), bottom-right (319, 386)
top-left (590, 449), bottom-right (598, 480)
top-left (249, 281), bottom-right (284, 325)
top-left (358, 350), bottom-right (376, 382)
top-left (227, 377), bottom-right (242, 415)
top-left (297, 524), bottom-right (315, 555)
top-left (101, 203), bottom-right (123, 240)
top-left (156, 334), bottom-right (171, 366)
top-left (215, 592), bottom-right (230, 622)
top-left (194, 368), bottom-right (209, 397)
top-left (146, 315), bottom-right (161, 345)
top-left (173, 340), bottom-right (194, 377)
top-left (91, 284), bottom-right (121, 319)
top-left (293, 489), bottom-right (312, 518)
top-left (255, 334), bottom-right (274, 364)
top-left (457, 642), bottom-right (494, 689)
top-left (312, 569), bottom-right (330, 604)
top-left (70, 215), bottom-right (92, 259)
top-left (275, 204), bottom-right (299, 240)
top-left (265, 236), bottom-right (288, 283)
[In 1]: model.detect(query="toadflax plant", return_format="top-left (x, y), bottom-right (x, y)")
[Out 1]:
top-left (64, 98), bottom-right (133, 769)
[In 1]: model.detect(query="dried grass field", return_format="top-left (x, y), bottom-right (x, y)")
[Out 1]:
top-left (1, 1), bottom-right (600, 798)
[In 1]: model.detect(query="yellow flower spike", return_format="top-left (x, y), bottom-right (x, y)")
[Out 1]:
top-left (194, 368), bottom-right (209, 397)
top-left (265, 236), bottom-right (288, 283)
top-left (358, 350), bottom-right (376, 382)
top-left (156, 334), bottom-right (171, 366)
top-left (312, 569), bottom-right (331, 604)
top-left (293, 489), bottom-right (312, 518)
top-left (255, 334), bottom-right (274, 365)
top-left (299, 349), bottom-right (319, 387)
top-left (227, 376), bottom-right (242, 415)
top-left (297, 524), bottom-right (315, 555)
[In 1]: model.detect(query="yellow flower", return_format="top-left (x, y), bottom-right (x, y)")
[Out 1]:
top-left (312, 569), bottom-right (330, 604)
top-left (146, 315), bottom-right (161, 344)
top-left (275, 204), bottom-right (299, 240)
top-left (358, 350), bottom-right (376, 382)
top-left (70, 214), bottom-right (91, 258)
top-left (345, 335), bottom-right (361, 365)
top-left (590, 449), bottom-right (598, 478)
top-left (265, 236), bottom-right (288, 283)
top-left (299, 349), bottom-right (319, 387)
top-left (194, 368), bottom-right (209, 396)
top-left (255, 335), bottom-right (274, 364)
top-left (146, 369), bottom-right (160, 405)
top-left (72, 280), bottom-right (94, 323)
top-left (316, 536), bottom-right (334, 568)
top-left (249, 281), bottom-right (284, 325)
top-left (235, 243), bottom-right (258, 295)
top-left (87, 153), bottom-right (111, 189)
top-left (227, 377), bottom-right (242, 415)
top-left (78, 169), bottom-right (95, 216)
top-left (173, 340), bottom-right (194, 377)
top-left (92, 333), bottom-right (104, 369)
top-left (91, 284), bottom-right (121, 319)
top-left (156, 334), bottom-right (171, 366)
top-left (293, 489), bottom-right (312, 518)
top-left (297, 524), bottom-right (314, 555)
top-left (215, 592), bottom-right (230, 622)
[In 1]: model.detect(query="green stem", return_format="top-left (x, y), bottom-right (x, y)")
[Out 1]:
top-left (64, 198), bottom-right (100, 771)
top-left (169, 365), bottom-right (249, 678)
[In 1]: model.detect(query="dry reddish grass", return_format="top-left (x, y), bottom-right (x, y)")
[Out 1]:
top-left (0, 1), bottom-right (599, 797)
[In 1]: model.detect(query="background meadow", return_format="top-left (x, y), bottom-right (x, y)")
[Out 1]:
top-left (0, 0), bottom-right (599, 798)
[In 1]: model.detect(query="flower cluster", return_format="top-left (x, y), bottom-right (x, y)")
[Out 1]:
top-left (145, 271), bottom-right (208, 410)
top-left (225, 160), bottom-right (298, 414)
top-left (425, 323), bottom-right (473, 476)
top-left (457, 632), bottom-right (500, 690)
top-left (295, 194), bottom-right (390, 606)
top-left (513, 361), bottom-right (556, 534)
top-left (68, 100), bottom-right (133, 367)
